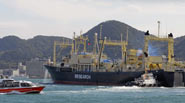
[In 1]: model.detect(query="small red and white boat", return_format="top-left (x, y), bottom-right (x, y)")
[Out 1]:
top-left (0, 75), bottom-right (45, 94)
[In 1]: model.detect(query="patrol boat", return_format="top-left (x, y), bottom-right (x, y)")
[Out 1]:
top-left (0, 75), bottom-right (45, 94)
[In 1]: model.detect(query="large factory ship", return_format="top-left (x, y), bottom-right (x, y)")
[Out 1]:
top-left (45, 30), bottom-right (185, 87)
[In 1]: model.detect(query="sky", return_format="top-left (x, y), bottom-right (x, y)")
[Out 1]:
top-left (0, 0), bottom-right (185, 39)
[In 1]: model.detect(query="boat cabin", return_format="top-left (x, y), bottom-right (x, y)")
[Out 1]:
top-left (0, 79), bottom-right (34, 88)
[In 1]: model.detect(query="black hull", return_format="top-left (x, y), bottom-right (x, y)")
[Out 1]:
top-left (45, 65), bottom-right (185, 87)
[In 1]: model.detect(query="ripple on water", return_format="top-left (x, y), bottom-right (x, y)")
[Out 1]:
top-left (2, 79), bottom-right (185, 103)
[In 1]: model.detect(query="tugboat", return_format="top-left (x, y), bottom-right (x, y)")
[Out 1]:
top-left (133, 73), bottom-right (157, 87)
top-left (0, 75), bottom-right (45, 94)
top-left (140, 73), bottom-right (157, 87)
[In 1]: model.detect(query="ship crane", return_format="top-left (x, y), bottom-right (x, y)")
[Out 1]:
top-left (98, 32), bottom-right (128, 71)
top-left (144, 32), bottom-right (174, 63)
top-left (99, 27), bottom-right (129, 61)
top-left (143, 31), bottom-right (174, 71)
top-left (74, 35), bottom-right (88, 53)
top-left (53, 34), bottom-right (88, 66)
top-left (100, 37), bottom-right (128, 60)
top-left (53, 40), bottom-right (73, 66)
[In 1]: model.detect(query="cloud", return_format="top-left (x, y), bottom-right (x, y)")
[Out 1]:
top-left (0, 0), bottom-right (185, 38)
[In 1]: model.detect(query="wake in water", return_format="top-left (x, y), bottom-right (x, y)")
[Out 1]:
top-left (42, 69), bottom-right (50, 84)
top-left (45, 86), bottom-right (145, 95)
top-left (0, 91), bottom-right (24, 95)
top-left (42, 82), bottom-right (185, 96)
top-left (94, 86), bottom-right (143, 93)
top-left (6, 91), bottom-right (24, 95)
top-left (0, 93), bottom-right (6, 95)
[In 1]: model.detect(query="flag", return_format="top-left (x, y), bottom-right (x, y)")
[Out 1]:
top-left (88, 40), bottom-right (90, 45)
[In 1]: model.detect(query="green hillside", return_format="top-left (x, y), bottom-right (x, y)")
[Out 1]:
top-left (0, 35), bottom-right (71, 69)
top-left (0, 20), bottom-right (185, 69)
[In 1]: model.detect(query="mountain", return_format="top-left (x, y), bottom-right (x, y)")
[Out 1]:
top-left (84, 20), bottom-right (145, 59)
top-left (0, 35), bottom-right (71, 69)
top-left (84, 20), bottom-right (145, 49)
top-left (83, 20), bottom-right (185, 60)
top-left (174, 36), bottom-right (185, 60)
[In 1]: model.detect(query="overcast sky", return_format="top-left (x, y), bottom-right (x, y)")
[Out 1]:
top-left (0, 0), bottom-right (185, 39)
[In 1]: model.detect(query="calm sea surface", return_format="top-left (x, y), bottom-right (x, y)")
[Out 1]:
top-left (1, 79), bottom-right (185, 103)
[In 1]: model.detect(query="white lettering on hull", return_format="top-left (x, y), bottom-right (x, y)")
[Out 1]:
top-left (74, 74), bottom-right (91, 79)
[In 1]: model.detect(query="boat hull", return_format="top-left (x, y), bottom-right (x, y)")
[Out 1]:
top-left (0, 86), bottom-right (45, 94)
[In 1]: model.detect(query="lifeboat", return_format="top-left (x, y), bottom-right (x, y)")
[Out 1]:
top-left (0, 75), bottom-right (45, 94)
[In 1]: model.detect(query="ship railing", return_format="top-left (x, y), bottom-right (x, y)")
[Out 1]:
top-left (105, 40), bottom-right (125, 43)
top-left (72, 64), bottom-right (94, 72)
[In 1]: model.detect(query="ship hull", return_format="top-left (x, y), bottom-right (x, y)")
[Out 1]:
top-left (45, 65), bottom-right (144, 86)
top-left (45, 65), bottom-right (185, 87)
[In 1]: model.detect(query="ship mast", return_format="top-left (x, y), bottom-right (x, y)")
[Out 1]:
top-left (124, 27), bottom-right (129, 65)
top-left (98, 37), bottom-right (105, 69)
top-left (99, 25), bottom-right (102, 40)
top-left (53, 41), bottom-right (56, 66)
top-left (93, 33), bottom-right (98, 55)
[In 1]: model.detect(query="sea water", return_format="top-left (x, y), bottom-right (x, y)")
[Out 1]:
top-left (1, 79), bottom-right (185, 103)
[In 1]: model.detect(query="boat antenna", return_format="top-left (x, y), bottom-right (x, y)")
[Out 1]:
top-left (73, 32), bottom-right (76, 53)
top-left (100, 25), bottom-right (103, 40)
top-left (165, 23), bottom-right (168, 36)
top-left (73, 32), bottom-right (76, 39)
top-left (96, 35), bottom-right (100, 53)
top-left (80, 30), bottom-right (83, 36)
top-left (126, 27), bottom-right (129, 43)
top-left (157, 21), bottom-right (160, 37)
